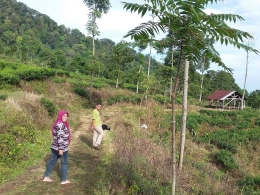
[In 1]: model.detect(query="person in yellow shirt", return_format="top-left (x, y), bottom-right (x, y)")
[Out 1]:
top-left (91, 102), bottom-right (104, 149)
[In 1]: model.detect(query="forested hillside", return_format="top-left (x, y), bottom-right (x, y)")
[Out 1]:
top-left (1, 0), bottom-right (260, 107)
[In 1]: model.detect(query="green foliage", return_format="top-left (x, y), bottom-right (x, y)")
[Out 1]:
top-left (199, 109), bottom-right (257, 129)
top-left (248, 90), bottom-right (260, 109)
top-left (0, 134), bottom-right (21, 163)
top-left (0, 126), bottom-right (36, 164)
top-left (153, 94), bottom-right (170, 104)
top-left (0, 72), bottom-right (20, 85)
top-left (40, 97), bottom-right (57, 116)
top-left (73, 87), bottom-right (87, 97)
top-left (8, 126), bottom-right (35, 144)
top-left (107, 94), bottom-right (141, 105)
top-left (122, 83), bottom-right (137, 92)
top-left (0, 60), bottom-right (68, 85)
top-left (186, 114), bottom-right (200, 136)
top-left (216, 149), bottom-right (239, 170)
top-left (254, 118), bottom-right (260, 127)
top-left (109, 160), bottom-right (170, 195)
top-left (239, 176), bottom-right (260, 194)
top-left (0, 93), bottom-right (8, 100)
top-left (92, 81), bottom-right (110, 88)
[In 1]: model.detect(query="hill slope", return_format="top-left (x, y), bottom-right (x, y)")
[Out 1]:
top-left (0, 103), bottom-right (119, 195)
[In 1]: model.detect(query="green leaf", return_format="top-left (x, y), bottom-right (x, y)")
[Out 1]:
top-left (141, 7), bottom-right (147, 17)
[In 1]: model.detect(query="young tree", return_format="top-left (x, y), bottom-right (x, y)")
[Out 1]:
top-left (136, 53), bottom-right (146, 93)
top-left (179, 59), bottom-right (189, 170)
top-left (83, 0), bottom-right (111, 98)
top-left (196, 39), bottom-right (215, 105)
top-left (122, 0), bottom-right (258, 194)
top-left (110, 41), bottom-right (134, 88)
top-left (241, 38), bottom-right (255, 109)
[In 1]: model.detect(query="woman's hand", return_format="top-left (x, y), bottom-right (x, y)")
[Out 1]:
top-left (59, 150), bottom-right (64, 156)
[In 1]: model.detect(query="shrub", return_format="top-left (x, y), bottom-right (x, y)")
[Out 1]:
top-left (254, 118), bottom-right (260, 127)
top-left (216, 149), bottom-right (238, 170)
top-left (0, 94), bottom-right (7, 100)
top-left (186, 115), bottom-right (199, 136)
top-left (0, 73), bottom-right (20, 85)
top-left (106, 94), bottom-right (141, 105)
top-left (93, 82), bottom-right (109, 88)
top-left (153, 95), bottom-right (170, 105)
top-left (122, 83), bottom-right (137, 91)
top-left (73, 87), bottom-right (87, 97)
top-left (0, 60), bottom-right (68, 85)
top-left (40, 97), bottom-right (57, 116)
top-left (239, 176), bottom-right (260, 194)
top-left (0, 134), bottom-right (21, 163)
top-left (217, 142), bottom-right (237, 153)
top-left (8, 126), bottom-right (35, 144)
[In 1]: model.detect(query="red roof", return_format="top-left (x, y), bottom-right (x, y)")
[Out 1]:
top-left (207, 90), bottom-right (235, 100)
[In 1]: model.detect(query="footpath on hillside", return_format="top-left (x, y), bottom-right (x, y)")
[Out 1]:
top-left (0, 108), bottom-right (116, 195)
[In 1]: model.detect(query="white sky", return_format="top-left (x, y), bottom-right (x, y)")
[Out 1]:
top-left (17, 0), bottom-right (260, 93)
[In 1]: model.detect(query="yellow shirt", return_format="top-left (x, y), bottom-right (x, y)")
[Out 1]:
top-left (92, 109), bottom-right (102, 126)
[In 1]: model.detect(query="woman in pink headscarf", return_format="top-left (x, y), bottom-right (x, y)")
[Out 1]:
top-left (42, 110), bottom-right (71, 184)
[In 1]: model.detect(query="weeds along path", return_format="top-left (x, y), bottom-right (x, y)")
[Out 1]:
top-left (0, 106), bottom-right (118, 195)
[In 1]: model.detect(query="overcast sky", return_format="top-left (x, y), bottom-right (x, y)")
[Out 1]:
top-left (17, 0), bottom-right (260, 93)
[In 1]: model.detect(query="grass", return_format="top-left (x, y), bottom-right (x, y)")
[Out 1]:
top-left (1, 71), bottom-right (260, 194)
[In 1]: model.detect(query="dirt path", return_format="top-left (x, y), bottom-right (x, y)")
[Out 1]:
top-left (0, 109), bottom-right (114, 195)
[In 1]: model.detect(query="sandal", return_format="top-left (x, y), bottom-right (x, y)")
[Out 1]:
top-left (61, 180), bottom-right (70, 184)
top-left (94, 144), bottom-right (100, 149)
top-left (42, 177), bottom-right (53, 182)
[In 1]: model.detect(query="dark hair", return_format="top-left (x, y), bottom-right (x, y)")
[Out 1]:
top-left (96, 102), bottom-right (102, 106)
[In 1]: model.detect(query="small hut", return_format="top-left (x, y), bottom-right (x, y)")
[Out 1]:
top-left (206, 90), bottom-right (246, 109)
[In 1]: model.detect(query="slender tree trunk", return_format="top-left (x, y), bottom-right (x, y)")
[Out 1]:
top-left (170, 49), bottom-right (174, 101)
top-left (89, 32), bottom-right (95, 100)
top-left (199, 55), bottom-right (205, 106)
top-left (145, 15), bottom-right (154, 100)
top-left (148, 43), bottom-right (152, 77)
top-left (90, 70), bottom-right (93, 100)
top-left (178, 59), bottom-right (189, 170)
top-left (144, 43), bottom-right (152, 100)
top-left (98, 64), bottom-right (100, 78)
top-left (136, 81), bottom-right (139, 93)
top-left (116, 72), bottom-right (119, 88)
top-left (242, 41), bottom-right (251, 109)
top-left (171, 40), bottom-right (184, 195)
top-left (136, 65), bottom-right (141, 93)
top-left (92, 34), bottom-right (95, 56)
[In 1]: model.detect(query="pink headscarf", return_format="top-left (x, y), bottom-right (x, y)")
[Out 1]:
top-left (51, 110), bottom-right (71, 144)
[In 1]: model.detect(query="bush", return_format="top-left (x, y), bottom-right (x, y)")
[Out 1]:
top-left (8, 126), bottom-right (35, 144)
top-left (254, 118), bottom-right (260, 127)
top-left (0, 73), bottom-right (20, 85)
top-left (239, 176), bottom-right (260, 194)
top-left (93, 82), bottom-right (109, 88)
top-left (122, 83), bottom-right (137, 91)
top-left (153, 95), bottom-right (170, 104)
top-left (186, 114), bottom-right (200, 136)
top-left (216, 149), bottom-right (238, 170)
top-left (0, 134), bottom-right (21, 163)
top-left (0, 60), bottom-right (68, 85)
top-left (0, 94), bottom-right (8, 100)
top-left (107, 94), bottom-right (141, 105)
top-left (40, 97), bottom-right (57, 116)
top-left (73, 87), bottom-right (87, 97)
